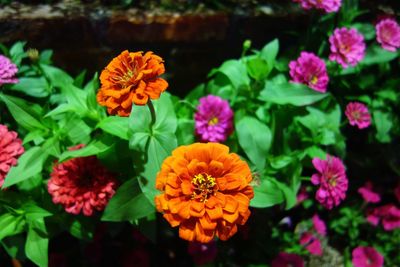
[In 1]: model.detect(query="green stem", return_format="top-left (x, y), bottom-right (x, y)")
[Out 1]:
top-left (147, 100), bottom-right (156, 132)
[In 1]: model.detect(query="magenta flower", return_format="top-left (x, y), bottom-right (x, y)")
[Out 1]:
top-left (194, 95), bottom-right (233, 143)
top-left (358, 182), bottom-right (380, 203)
top-left (0, 55), bottom-right (18, 86)
top-left (313, 0), bottom-right (341, 13)
top-left (312, 214), bottom-right (327, 236)
top-left (345, 102), bottom-right (371, 129)
top-left (300, 232), bottom-right (323, 255)
top-left (289, 52), bottom-right (329, 93)
top-left (48, 145), bottom-right (118, 216)
top-left (329, 28), bottom-right (366, 68)
top-left (376, 18), bottom-right (400, 52)
top-left (352, 247), bottom-right (384, 267)
top-left (0, 124), bottom-right (24, 188)
top-left (367, 204), bottom-right (400, 231)
top-left (311, 155), bottom-right (348, 209)
top-left (293, 0), bottom-right (341, 13)
top-left (271, 252), bottom-right (304, 267)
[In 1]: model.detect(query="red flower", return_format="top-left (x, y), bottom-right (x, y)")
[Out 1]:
top-left (48, 145), bottom-right (118, 216)
top-left (0, 124), bottom-right (24, 188)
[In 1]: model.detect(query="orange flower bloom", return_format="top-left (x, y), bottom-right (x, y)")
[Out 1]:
top-left (97, 50), bottom-right (168, 116)
top-left (155, 143), bottom-right (254, 243)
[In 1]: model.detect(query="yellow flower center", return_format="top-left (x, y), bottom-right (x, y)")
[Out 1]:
top-left (208, 117), bottom-right (219, 126)
top-left (310, 76), bottom-right (318, 85)
top-left (191, 173), bottom-right (217, 202)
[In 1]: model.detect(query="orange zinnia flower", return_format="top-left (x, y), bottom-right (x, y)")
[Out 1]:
top-left (97, 50), bottom-right (168, 116)
top-left (155, 143), bottom-right (254, 243)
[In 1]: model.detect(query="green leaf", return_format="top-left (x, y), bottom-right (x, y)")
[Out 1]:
top-left (296, 105), bottom-right (341, 145)
top-left (0, 94), bottom-right (46, 131)
top-left (260, 39), bottom-right (279, 70)
top-left (176, 119), bottom-right (195, 145)
top-left (140, 132), bottom-right (177, 202)
top-left (250, 178), bottom-right (284, 208)
top-left (22, 202), bottom-right (52, 222)
top-left (39, 50), bottom-right (53, 64)
top-left (61, 115), bottom-right (92, 144)
top-left (102, 179), bottom-right (155, 222)
top-left (269, 155), bottom-right (293, 169)
top-left (0, 213), bottom-right (25, 241)
top-left (352, 23), bottom-right (375, 40)
top-left (98, 116), bottom-right (130, 140)
top-left (214, 60), bottom-right (250, 89)
top-left (259, 81), bottom-right (329, 106)
top-left (362, 45), bottom-right (398, 65)
top-left (128, 94), bottom-right (178, 204)
top-left (3, 147), bottom-right (48, 188)
top-left (373, 111), bottom-right (392, 143)
top-left (10, 77), bottom-right (51, 98)
top-left (274, 179), bottom-right (297, 210)
top-left (236, 116), bottom-right (272, 171)
top-left (9, 42), bottom-right (26, 65)
top-left (246, 56), bottom-right (270, 80)
top-left (68, 218), bottom-right (94, 241)
top-left (25, 219), bottom-right (48, 267)
top-left (58, 138), bottom-right (113, 162)
top-left (40, 64), bottom-right (73, 88)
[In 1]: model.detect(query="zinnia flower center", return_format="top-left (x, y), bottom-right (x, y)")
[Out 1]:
top-left (310, 75), bottom-right (319, 85)
top-left (351, 111), bottom-right (361, 120)
top-left (191, 173), bottom-right (217, 202)
top-left (208, 117), bottom-right (219, 126)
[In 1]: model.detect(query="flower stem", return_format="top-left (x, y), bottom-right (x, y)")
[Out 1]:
top-left (147, 100), bottom-right (156, 131)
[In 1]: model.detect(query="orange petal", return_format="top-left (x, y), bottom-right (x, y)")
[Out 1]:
top-left (177, 202), bottom-right (191, 219)
top-left (206, 205), bottom-right (223, 220)
top-left (199, 214), bottom-right (217, 231)
top-left (195, 222), bottom-right (214, 243)
top-left (223, 211), bottom-right (239, 223)
top-left (179, 220), bottom-right (196, 241)
top-left (181, 180), bottom-right (193, 195)
top-left (189, 201), bottom-right (206, 217)
top-left (163, 213), bottom-right (182, 227)
top-left (165, 184), bottom-right (181, 197)
top-left (208, 160), bottom-right (224, 177)
top-left (216, 221), bottom-right (237, 241)
top-left (223, 195), bottom-right (238, 213)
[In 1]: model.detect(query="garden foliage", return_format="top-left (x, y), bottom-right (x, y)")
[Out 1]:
top-left (0, 0), bottom-right (399, 266)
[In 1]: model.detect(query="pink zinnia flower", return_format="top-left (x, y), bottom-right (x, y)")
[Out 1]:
top-left (367, 204), bottom-right (400, 231)
top-left (0, 124), bottom-right (24, 188)
top-left (358, 182), bottom-right (380, 203)
top-left (376, 18), bottom-right (400, 52)
top-left (311, 155), bottom-right (348, 209)
top-left (271, 252), bottom-right (304, 267)
top-left (289, 52), bottom-right (329, 93)
top-left (300, 232), bottom-right (323, 255)
top-left (312, 214), bottom-right (327, 236)
top-left (48, 145), bottom-right (118, 216)
top-left (312, 0), bottom-right (341, 13)
top-left (352, 246), bottom-right (384, 267)
top-left (293, 0), bottom-right (341, 13)
top-left (329, 28), bottom-right (366, 68)
top-left (0, 55), bottom-right (18, 86)
top-left (194, 95), bottom-right (233, 143)
top-left (345, 102), bottom-right (371, 129)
